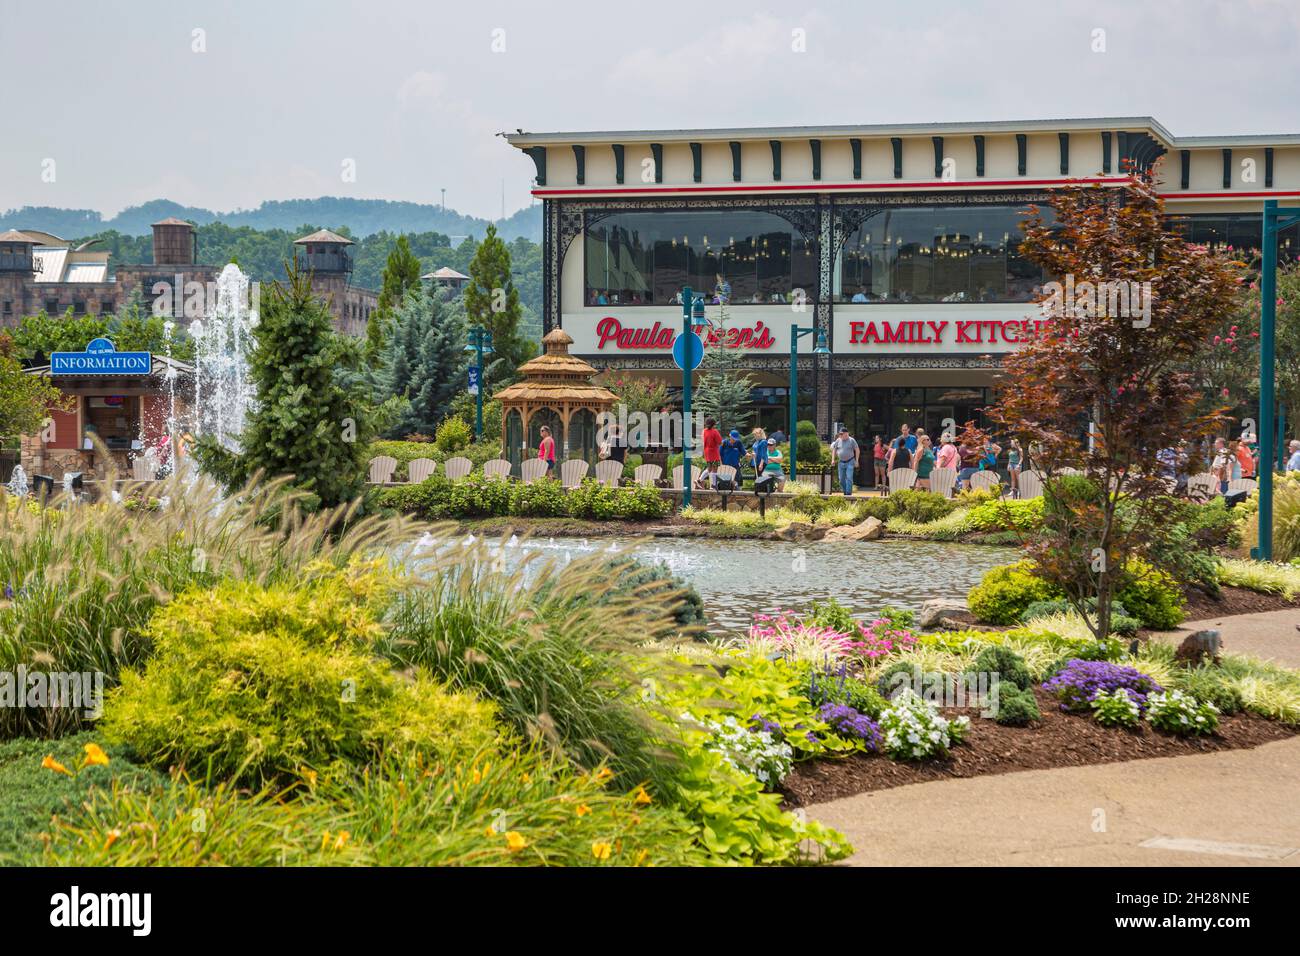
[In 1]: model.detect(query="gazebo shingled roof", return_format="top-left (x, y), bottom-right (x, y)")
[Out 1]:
top-left (494, 328), bottom-right (616, 460)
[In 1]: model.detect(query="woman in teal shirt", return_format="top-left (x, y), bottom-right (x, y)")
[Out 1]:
top-left (914, 435), bottom-right (936, 490)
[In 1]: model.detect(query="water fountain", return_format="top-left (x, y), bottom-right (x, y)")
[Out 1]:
top-left (191, 263), bottom-right (257, 452)
top-left (5, 464), bottom-right (28, 498)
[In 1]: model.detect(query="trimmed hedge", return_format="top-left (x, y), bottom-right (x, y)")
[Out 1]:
top-left (380, 474), bottom-right (670, 522)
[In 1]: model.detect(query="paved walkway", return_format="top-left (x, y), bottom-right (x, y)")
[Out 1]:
top-left (807, 736), bottom-right (1300, 866)
top-left (1156, 608), bottom-right (1300, 668)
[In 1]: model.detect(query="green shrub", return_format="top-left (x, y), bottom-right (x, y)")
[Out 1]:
top-left (795, 421), bottom-right (827, 473)
top-left (602, 558), bottom-right (706, 629)
top-left (1023, 599), bottom-right (1141, 636)
top-left (1117, 560), bottom-right (1185, 630)
top-left (806, 598), bottom-right (856, 634)
top-left (994, 683), bottom-right (1041, 726)
top-left (1146, 690), bottom-right (1219, 736)
top-left (967, 560), bottom-right (1059, 625)
top-left (889, 489), bottom-right (956, 524)
top-left (804, 663), bottom-right (887, 719)
top-left (433, 416), bottom-right (473, 455)
top-left (966, 496), bottom-right (1045, 532)
top-left (969, 645), bottom-right (1033, 691)
top-left (447, 471), bottom-right (515, 518)
top-left (852, 497), bottom-right (896, 522)
top-left (102, 574), bottom-right (501, 786)
top-left (1175, 666), bottom-right (1245, 716)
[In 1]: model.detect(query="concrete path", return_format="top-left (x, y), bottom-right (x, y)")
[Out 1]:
top-left (807, 736), bottom-right (1300, 866)
top-left (1156, 608), bottom-right (1300, 668)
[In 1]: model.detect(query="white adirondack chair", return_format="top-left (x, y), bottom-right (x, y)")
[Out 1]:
top-left (444, 457), bottom-right (472, 481)
top-left (928, 467), bottom-right (957, 499)
top-left (969, 470), bottom-right (1001, 493)
top-left (1186, 471), bottom-right (1219, 500)
top-left (520, 459), bottom-right (549, 484)
top-left (633, 463), bottom-right (663, 487)
top-left (594, 459), bottom-right (623, 487)
top-left (671, 463), bottom-right (703, 490)
top-left (482, 459), bottom-right (512, 480)
top-left (560, 459), bottom-right (590, 488)
top-left (715, 464), bottom-right (738, 490)
top-left (368, 455), bottom-right (397, 484)
top-left (1227, 477), bottom-right (1257, 496)
top-left (887, 467), bottom-right (917, 494)
top-left (407, 458), bottom-right (437, 484)
top-left (1017, 470), bottom-right (1045, 500)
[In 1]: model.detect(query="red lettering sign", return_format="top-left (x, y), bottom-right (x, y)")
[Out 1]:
top-left (593, 316), bottom-right (776, 350)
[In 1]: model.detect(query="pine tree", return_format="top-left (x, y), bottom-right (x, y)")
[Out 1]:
top-left (465, 224), bottom-right (532, 380)
top-left (694, 305), bottom-right (755, 432)
top-left (194, 265), bottom-right (376, 508)
top-left (379, 289), bottom-right (466, 437)
top-left (367, 235), bottom-right (423, 360)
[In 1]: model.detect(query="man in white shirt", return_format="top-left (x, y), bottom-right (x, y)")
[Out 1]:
top-left (831, 427), bottom-right (860, 496)
top-left (1287, 439), bottom-right (1300, 472)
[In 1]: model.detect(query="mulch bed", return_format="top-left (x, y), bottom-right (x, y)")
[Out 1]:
top-left (780, 687), bottom-right (1298, 807)
top-left (1180, 584), bottom-right (1300, 621)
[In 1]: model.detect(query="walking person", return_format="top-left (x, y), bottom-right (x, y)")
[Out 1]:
top-left (538, 425), bottom-right (557, 474)
top-left (700, 417), bottom-right (722, 488)
top-left (749, 427), bottom-right (769, 482)
top-left (914, 434), bottom-right (936, 491)
top-left (720, 429), bottom-right (745, 489)
top-left (1211, 437), bottom-right (1232, 493)
top-left (872, 435), bottom-right (887, 489)
top-left (831, 426), bottom-right (860, 496)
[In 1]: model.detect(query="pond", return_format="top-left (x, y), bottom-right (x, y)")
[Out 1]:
top-left (506, 536), bottom-right (1010, 634)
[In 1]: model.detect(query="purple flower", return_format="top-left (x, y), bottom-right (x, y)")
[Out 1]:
top-left (1041, 659), bottom-right (1162, 713)
top-left (748, 714), bottom-right (783, 737)
top-left (817, 703), bottom-right (882, 751)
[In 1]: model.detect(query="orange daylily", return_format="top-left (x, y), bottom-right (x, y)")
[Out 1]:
top-left (41, 755), bottom-right (73, 777)
top-left (81, 743), bottom-right (110, 767)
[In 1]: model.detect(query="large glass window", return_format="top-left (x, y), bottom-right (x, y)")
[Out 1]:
top-left (837, 204), bottom-right (1053, 304)
top-left (1168, 214), bottom-right (1300, 263)
top-left (584, 210), bottom-right (818, 306)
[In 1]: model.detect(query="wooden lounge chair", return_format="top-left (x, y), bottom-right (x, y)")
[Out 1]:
top-left (1017, 470), bottom-right (1045, 500)
top-left (1227, 477), bottom-right (1257, 496)
top-left (887, 468), bottom-right (917, 494)
top-left (131, 456), bottom-right (156, 481)
top-left (1186, 471), bottom-right (1219, 500)
top-left (520, 459), bottom-right (549, 484)
top-left (560, 459), bottom-right (590, 489)
top-left (928, 467), bottom-right (957, 499)
top-left (444, 457), bottom-right (472, 481)
top-left (368, 455), bottom-right (398, 484)
top-left (633, 463), bottom-right (662, 487)
top-left (407, 458), bottom-right (437, 484)
top-left (482, 459), bottom-right (512, 480)
top-left (594, 459), bottom-right (623, 487)
top-left (715, 464), bottom-right (738, 490)
top-left (969, 470), bottom-right (1001, 493)
top-left (671, 463), bottom-right (702, 490)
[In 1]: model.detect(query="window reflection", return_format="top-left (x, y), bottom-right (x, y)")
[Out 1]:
top-left (584, 210), bottom-right (818, 306)
top-left (837, 205), bottom-right (1052, 304)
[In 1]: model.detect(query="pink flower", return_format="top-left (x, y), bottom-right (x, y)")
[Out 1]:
top-left (1213, 335), bottom-right (1221, 344)
top-left (1222, 388), bottom-right (1230, 397)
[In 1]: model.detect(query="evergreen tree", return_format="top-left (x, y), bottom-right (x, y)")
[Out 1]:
top-left (367, 235), bottom-right (423, 360)
top-left (694, 305), bottom-right (755, 432)
top-left (465, 224), bottom-right (531, 381)
top-left (378, 289), bottom-right (466, 438)
top-left (195, 265), bottom-right (376, 508)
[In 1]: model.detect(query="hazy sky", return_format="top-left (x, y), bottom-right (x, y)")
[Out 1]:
top-left (3, 0), bottom-right (1298, 220)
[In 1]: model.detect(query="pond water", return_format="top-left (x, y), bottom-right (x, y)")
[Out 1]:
top-left (506, 536), bottom-right (1010, 634)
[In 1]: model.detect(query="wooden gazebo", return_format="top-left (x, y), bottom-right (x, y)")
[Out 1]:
top-left (494, 328), bottom-right (616, 467)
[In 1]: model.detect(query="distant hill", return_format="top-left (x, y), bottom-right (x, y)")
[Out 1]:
top-left (0, 197), bottom-right (542, 244)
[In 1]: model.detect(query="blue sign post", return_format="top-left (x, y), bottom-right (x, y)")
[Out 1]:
top-left (50, 338), bottom-right (151, 376)
top-left (467, 365), bottom-right (481, 396)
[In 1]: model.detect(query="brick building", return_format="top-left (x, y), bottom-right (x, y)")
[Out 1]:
top-left (0, 219), bottom-right (377, 336)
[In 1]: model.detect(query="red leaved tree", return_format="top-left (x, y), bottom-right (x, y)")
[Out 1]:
top-left (990, 169), bottom-right (1239, 639)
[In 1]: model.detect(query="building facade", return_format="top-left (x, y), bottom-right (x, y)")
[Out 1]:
top-left (0, 220), bottom-right (378, 337)
top-left (506, 117), bottom-right (1300, 452)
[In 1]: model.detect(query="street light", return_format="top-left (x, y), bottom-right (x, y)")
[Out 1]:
top-left (463, 326), bottom-right (494, 442)
top-left (679, 287), bottom-right (705, 508)
top-left (1255, 200), bottom-right (1300, 561)
top-left (787, 323), bottom-right (830, 482)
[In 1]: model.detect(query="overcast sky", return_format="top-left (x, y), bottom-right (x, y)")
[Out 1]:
top-left (3, 0), bottom-right (1297, 221)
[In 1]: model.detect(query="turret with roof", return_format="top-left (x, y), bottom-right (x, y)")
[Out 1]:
top-left (294, 229), bottom-right (354, 274)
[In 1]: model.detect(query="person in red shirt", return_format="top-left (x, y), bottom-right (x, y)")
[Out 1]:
top-left (1236, 433), bottom-right (1257, 479)
top-left (537, 425), bottom-right (557, 473)
top-left (700, 417), bottom-right (723, 488)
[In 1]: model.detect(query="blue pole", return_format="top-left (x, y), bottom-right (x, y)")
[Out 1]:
top-left (682, 287), bottom-right (693, 509)
top-left (788, 323), bottom-right (799, 483)
top-left (474, 332), bottom-right (484, 442)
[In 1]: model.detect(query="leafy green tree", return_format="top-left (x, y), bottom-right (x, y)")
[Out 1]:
top-left (194, 265), bottom-right (377, 508)
top-left (367, 235), bottom-right (424, 359)
top-left (694, 306), bottom-right (755, 432)
top-left (465, 224), bottom-right (532, 381)
top-left (9, 305), bottom-right (195, 364)
top-left (0, 332), bottom-right (70, 443)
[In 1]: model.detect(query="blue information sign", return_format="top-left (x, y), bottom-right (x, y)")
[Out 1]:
top-left (467, 365), bottom-right (481, 395)
top-left (50, 338), bottom-right (152, 376)
top-left (671, 331), bottom-right (704, 371)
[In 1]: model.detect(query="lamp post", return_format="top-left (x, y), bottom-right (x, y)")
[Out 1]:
top-left (787, 323), bottom-right (831, 483)
top-left (463, 326), bottom-right (494, 442)
top-left (1255, 200), bottom-right (1300, 561)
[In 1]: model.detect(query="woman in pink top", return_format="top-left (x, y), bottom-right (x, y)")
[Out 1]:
top-left (538, 425), bottom-right (557, 473)
top-left (935, 436), bottom-right (961, 472)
